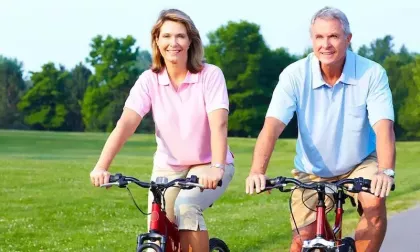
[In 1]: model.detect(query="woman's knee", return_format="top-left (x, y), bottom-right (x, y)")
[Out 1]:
top-left (175, 202), bottom-right (206, 231)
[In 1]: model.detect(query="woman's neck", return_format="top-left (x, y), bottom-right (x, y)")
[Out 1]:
top-left (165, 62), bottom-right (188, 88)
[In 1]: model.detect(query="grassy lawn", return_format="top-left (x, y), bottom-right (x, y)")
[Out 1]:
top-left (1, 130), bottom-right (419, 251)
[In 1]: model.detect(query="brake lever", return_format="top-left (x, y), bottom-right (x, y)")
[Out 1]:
top-left (279, 186), bottom-right (292, 192)
top-left (100, 181), bottom-right (130, 188)
top-left (176, 181), bottom-right (204, 190)
top-left (100, 182), bottom-right (120, 188)
top-left (349, 196), bottom-right (357, 207)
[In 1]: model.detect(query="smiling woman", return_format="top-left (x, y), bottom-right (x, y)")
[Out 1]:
top-left (150, 9), bottom-right (204, 78)
top-left (89, 8), bottom-right (234, 252)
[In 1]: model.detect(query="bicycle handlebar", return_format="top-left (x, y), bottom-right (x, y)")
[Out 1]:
top-left (262, 176), bottom-right (395, 193)
top-left (101, 173), bottom-right (222, 190)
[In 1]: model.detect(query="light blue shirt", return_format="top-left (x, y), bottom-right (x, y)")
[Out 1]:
top-left (266, 50), bottom-right (394, 177)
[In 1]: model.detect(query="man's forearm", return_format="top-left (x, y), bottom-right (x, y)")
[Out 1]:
top-left (250, 118), bottom-right (286, 174)
top-left (375, 120), bottom-right (396, 170)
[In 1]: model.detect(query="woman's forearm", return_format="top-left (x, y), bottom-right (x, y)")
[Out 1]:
top-left (95, 110), bottom-right (141, 170)
top-left (209, 109), bottom-right (229, 166)
top-left (211, 124), bottom-right (228, 165)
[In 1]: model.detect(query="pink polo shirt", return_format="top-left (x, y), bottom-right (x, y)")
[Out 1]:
top-left (124, 63), bottom-right (234, 171)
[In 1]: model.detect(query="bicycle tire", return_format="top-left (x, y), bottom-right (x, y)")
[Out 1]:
top-left (209, 237), bottom-right (230, 252)
top-left (338, 237), bottom-right (356, 252)
top-left (137, 242), bottom-right (163, 252)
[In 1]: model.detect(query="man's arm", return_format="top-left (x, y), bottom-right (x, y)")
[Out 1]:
top-left (366, 66), bottom-right (396, 197)
top-left (371, 119), bottom-right (396, 197)
top-left (373, 119), bottom-right (396, 171)
top-left (250, 118), bottom-right (287, 174)
top-left (246, 70), bottom-right (297, 194)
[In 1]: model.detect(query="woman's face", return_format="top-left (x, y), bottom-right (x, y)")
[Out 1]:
top-left (156, 20), bottom-right (191, 66)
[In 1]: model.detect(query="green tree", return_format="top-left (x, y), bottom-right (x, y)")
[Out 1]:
top-left (82, 35), bottom-right (144, 132)
top-left (64, 63), bottom-right (92, 131)
top-left (397, 56), bottom-right (420, 137)
top-left (357, 35), bottom-right (395, 64)
top-left (17, 63), bottom-right (69, 130)
top-left (0, 56), bottom-right (27, 129)
top-left (382, 48), bottom-right (415, 138)
top-left (205, 20), bottom-right (297, 137)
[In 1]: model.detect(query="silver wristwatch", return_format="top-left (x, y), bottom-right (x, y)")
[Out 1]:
top-left (210, 163), bottom-right (226, 170)
top-left (381, 169), bottom-right (395, 178)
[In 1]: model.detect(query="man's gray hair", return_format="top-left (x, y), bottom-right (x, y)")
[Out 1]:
top-left (310, 6), bottom-right (351, 35)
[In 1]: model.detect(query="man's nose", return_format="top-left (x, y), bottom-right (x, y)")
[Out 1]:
top-left (322, 38), bottom-right (331, 48)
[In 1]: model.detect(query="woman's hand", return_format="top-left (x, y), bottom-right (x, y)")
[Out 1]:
top-left (198, 167), bottom-right (224, 190)
top-left (90, 168), bottom-right (111, 187)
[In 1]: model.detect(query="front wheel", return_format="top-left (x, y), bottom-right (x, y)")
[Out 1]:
top-left (137, 242), bottom-right (163, 252)
top-left (338, 237), bottom-right (356, 252)
top-left (209, 237), bottom-right (230, 252)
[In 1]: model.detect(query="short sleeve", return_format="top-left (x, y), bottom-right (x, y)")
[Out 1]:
top-left (204, 67), bottom-right (229, 113)
top-left (124, 73), bottom-right (151, 117)
top-left (265, 70), bottom-right (297, 125)
top-left (366, 66), bottom-right (395, 126)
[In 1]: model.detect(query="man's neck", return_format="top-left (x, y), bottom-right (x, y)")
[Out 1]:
top-left (320, 57), bottom-right (345, 86)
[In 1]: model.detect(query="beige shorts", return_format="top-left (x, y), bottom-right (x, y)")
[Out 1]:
top-left (289, 152), bottom-right (378, 230)
top-left (146, 163), bottom-right (235, 231)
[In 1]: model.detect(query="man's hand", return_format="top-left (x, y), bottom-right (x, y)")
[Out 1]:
top-left (246, 172), bottom-right (268, 194)
top-left (370, 170), bottom-right (394, 197)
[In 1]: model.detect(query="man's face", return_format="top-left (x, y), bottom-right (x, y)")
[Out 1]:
top-left (311, 18), bottom-right (352, 66)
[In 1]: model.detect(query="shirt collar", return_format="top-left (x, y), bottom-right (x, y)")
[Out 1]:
top-left (311, 49), bottom-right (357, 89)
top-left (157, 67), bottom-right (199, 85)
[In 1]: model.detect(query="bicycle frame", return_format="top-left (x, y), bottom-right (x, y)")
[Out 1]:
top-left (262, 176), bottom-right (394, 251)
top-left (316, 186), bottom-right (346, 242)
top-left (104, 173), bottom-right (225, 252)
top-left (302, 184), bottom-right (352, 250)
top-left (137, 187), bottom-right (180, 252)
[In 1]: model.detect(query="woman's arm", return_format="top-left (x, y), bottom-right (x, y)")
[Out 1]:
top-left (90, 108), bottom-right (142, 186)
top-left (94, 108), bottom-right (142, 170)
top-left (208, 108), bottom-right (229, 168)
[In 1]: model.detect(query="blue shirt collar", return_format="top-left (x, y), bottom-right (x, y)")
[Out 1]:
top-left (312, 49), bottom-right (357, 89)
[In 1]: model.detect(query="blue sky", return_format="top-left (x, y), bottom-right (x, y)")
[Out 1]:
top-left (2, 0), bottom-right (419, 75)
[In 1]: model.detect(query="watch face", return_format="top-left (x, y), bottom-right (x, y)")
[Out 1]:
top-left (384, 170), bottom-right (395, 177)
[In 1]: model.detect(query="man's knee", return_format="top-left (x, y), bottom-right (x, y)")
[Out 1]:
top-left (291, 222), bottom-right (317, 246)
top-left (358, 192), bottom-right (386, 220)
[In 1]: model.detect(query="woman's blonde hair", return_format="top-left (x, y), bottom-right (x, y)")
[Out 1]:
top-left (151, 9), bottom-right (204, 74)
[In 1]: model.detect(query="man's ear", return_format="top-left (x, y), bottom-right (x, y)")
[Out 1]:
top-left (347, 33), bottom-right (353, 44)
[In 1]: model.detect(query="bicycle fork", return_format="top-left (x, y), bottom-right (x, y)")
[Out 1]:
top-left (332, 190), bottom-right (345, 245)
top-left (302, 184), bottom-right (337, 251)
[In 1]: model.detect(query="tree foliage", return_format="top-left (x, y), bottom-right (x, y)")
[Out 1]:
top-left (2, 24), bottom-right (419, 139)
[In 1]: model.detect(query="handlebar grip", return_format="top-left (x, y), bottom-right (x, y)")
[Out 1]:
top-left (109, 173), bottom-right (122, 183)
top-left (189, 175), bottom-right (199, 184)
top-left (188, 175), bottom-right (223, 187)
top-left (363, 179), bottom-right (371, 188)
top-left (363, 178), bottom-right (396, 191)
top-left (266, 179), bottom-right (276, 187)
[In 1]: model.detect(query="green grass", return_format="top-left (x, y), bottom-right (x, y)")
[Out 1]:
top-left (1, 130), bottom-right (419, 251)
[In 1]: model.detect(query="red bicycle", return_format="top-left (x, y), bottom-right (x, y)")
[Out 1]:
top-left (101, 173), bottom-right (230, 252)
top-left (258, 176), bottom-right (395, 251)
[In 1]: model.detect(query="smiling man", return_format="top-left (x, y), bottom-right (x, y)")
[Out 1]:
top-left (245, 6), bottom-right (396, 252)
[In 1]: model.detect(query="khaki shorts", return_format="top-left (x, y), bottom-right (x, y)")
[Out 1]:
top-left (146, 163), bottom-right (235, 231)
top-left (289, 152), bottom-right (378, 230)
